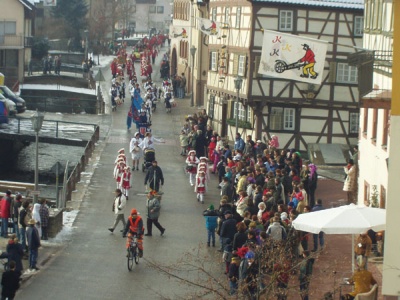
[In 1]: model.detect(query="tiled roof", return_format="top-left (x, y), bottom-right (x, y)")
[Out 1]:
top-left (252, 0), bottom-right (364, 10)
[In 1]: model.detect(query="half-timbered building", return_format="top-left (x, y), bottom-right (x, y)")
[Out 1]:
top-left (205, 0), bottom-right (364, 150)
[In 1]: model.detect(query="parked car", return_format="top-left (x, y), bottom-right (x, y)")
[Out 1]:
top-left (115, 37), bottom-right (142, 48)
top-left (0, 85), bottom-right (26, 113)
top-left (0, 93), bottom-right (17, 116)
top-left (0, 99), bottom-right (9, 124)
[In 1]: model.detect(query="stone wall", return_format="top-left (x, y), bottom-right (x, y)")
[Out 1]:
top-left (48, 208), bottom-right (63, 238)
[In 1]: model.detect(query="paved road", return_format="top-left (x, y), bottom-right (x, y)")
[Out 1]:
top-left (16, 47), bottom-right (219, 299)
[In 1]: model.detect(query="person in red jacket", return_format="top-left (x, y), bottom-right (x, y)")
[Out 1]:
top-left (298, 44), bottom-right (318, 79)
top-left (110, 58), bottom-right (118, 79)
top-left (0, 190), bottom-right (12, 238)
top-left (122, 208), bottom-right (144, 257)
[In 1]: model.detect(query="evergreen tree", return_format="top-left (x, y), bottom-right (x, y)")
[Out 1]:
top-left (51, 0), bottom-right (88, 50)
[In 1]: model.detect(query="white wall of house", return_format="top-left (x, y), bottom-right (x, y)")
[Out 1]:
top-left (358, 107), bottom-right (390, 206)
top-left (134, 0), bottom-right (172, 34)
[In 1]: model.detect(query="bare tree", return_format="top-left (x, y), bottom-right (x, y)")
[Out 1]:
top-left (143, 229), bottom-right (331, 300)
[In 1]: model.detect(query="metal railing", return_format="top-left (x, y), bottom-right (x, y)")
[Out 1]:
top-left (7, 116), bottom-right (98, 139)
top-left (20, 94), bottom-right (98, 114)
top-left (65, 126), bottom-right (99, 203)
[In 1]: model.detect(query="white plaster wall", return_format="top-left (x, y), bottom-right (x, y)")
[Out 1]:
top-left (357, 107), bottom-right (390, 206)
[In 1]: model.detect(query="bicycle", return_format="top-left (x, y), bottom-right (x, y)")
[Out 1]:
top-left (127, 236), bottom-right (140, 271)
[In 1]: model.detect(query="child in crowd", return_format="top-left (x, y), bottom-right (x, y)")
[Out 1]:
top-left (195, 171), bottom-right (207, 204)
top-left (179, 130), bottom-right (189, 156)
top-left (203, 204), bottom-right (218, 247)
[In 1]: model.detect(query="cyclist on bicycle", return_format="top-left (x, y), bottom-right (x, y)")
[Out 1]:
top-left (122, 208), bottom-right (144, 257)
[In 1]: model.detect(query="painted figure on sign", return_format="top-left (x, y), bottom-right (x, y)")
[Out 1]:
top-left (298, 44), bottom-right (318, 79)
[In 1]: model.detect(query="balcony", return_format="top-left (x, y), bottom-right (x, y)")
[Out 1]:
top-left (0, 34), bottom-right (32, 49)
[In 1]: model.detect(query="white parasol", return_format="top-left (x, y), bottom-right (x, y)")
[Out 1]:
top-left (292, 204), bottom-right (386, 270)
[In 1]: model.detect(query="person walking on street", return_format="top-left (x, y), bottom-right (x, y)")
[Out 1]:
top-left (0, 190), bottom-right (12, 238)
top-left (6, 234), bottom-right (24, 276)
top-left (203, 204), bottom-right (218, 247)
top-left (179, 73), bottom-right (186, 98)
top-left (108, 189), bottom-right (127, 233)
top-left (19, 201), bottom-right (31, 254)
top-left (39, 199), bottom-right (49, 240)
top-left (145, 192), bottom-right (165, 237)
top-left (26, 219), bottom-right (41, 271)
top-left (144, 161), bottom-right (164, 193)
top-left (234, 133), bottom-right (245, 153)
top-left (32, 203), bottom-right (42, 238)
top-left (343, 159), bottom-right (357, 204)
top-left (11, 194), bottom-right (22, 240)
top-left (311, 199), bottom-right (325, 252)
top-left (299, 250), bottom-right (315, 300)
top-left (219, 210), bottom-right (237, 252)
top-left (1, 260), bottom-right (20, 300)
top-left (129, 132), bottom-right (143, 171)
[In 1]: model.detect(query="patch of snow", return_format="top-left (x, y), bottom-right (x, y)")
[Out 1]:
top-left (46, 210), bottom-right (79, 244)
top-left (20, 84), bottom-right (96, 96)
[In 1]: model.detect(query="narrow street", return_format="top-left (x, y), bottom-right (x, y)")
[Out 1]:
top-left (13, 46), bottom-right (383, 300)
top-left (16, 46), bottom-right (220, 299)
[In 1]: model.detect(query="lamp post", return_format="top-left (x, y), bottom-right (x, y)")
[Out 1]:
top-left (31, 110), bottom-right (44, 203)
top-left (84, 29), bottom-right (89, 63)
top-left (234, 76), bottom-right (243, 134)
top-left (190, 45), bottom-right (197, 107)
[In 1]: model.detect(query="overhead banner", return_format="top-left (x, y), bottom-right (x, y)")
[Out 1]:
top-left (169, 25), bottom-right (189, 40)
top-left (259, 30), bottom-right (328, 84)
top-left (44, 0), bottom-right (57, 6)
top-left (197, 18), bottom-right (221, 36)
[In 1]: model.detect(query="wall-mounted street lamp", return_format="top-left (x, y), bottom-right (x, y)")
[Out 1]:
top-left (190, 45), bottom-right (197, 107)
top-left (234, 76), bottom-right (243, 133)
top-left (31, 110), bottom-right (44, 203)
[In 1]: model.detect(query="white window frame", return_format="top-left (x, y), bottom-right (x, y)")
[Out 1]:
top-left (212, 8), bottom-right (217, 22)
top-left (238, 55), bottom-right (246, 76)
top-left (157, 6), bottom-right (164, 14)
top-left (149, 6), bottom-right (156, 14)
top-left (337, 63), bottom-right (358, 83)
top-left (270, 107), bottom-right (295, 131)
top-left (247, 106), bottom-right (252, 123)
top-left (0, 21), bottom-right (16, 35)
top-left (233, 101), bottom-right (247, 121)
top-left (349, 112), bottom-right (360, 134)
top-left (354, 16), bottom-right (364, 36)
top-left (211, 52), bottom-right (218, 71)
top-left (235, 7), bottom-right (241, 28)
top-left (284, 108), bottom-right (295, 130)
top-left (225, 7), bottom-right (230, 24)
top-left (279, 10), bottom-right (293, 31)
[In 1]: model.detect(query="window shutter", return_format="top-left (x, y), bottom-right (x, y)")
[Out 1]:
top-left (209, 52), bottom-right (212, 70)
top-left (328, 62), bottom-right (337, 83)
top-left (254, 56), bottom-right (261, 78)
top-left (232, 54), bottom-right (238, 75)
top-left (228, 100), bottom-right (233, 118)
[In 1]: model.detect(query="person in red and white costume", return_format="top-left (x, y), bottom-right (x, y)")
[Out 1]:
top-left (186, 150), bottom-right (199, 186)
top-left (120, 166), bottom-right (132, 200)
top-left (114, 161), bottom-right (126, 189)
top-left (194, 171), bottom-right (207, 204)
top-left (198, 157), bottom-right (210, 181)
